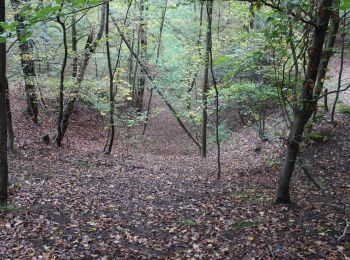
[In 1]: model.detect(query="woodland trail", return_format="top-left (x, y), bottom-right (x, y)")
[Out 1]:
top-left (0, 82), bottom-right (349, 258)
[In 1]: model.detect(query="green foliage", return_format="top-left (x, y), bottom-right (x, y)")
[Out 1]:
top-left (0, 204), bottom-right (21, 213)
top-left (341, 0), bottom-right (350, 9)
top-left (232, 219), bottom-right (256, 230)
top-left (338, 104), bottom-right (350, 114)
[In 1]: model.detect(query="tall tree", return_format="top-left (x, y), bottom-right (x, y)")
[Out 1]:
top-left (71, 15), bottom-right (78, 78)
top-left (0, 0), bottom-right (9, 205)
top-left (56, 15), bottom-right (69, 147)
top-left (5, 79), bottom-right (14, 150)
top-left (11, 0), bottom-right (39, 124)
top-left (276, 0), bottom-right (334, 204)
top-left (201, 0), bottom-right (213, 158)
top-left (134, 0), bottom-right (148, 112)
top-left (105, 3), bottom-right (115, 154)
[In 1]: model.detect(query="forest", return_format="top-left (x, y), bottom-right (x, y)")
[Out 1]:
top-left (0, 0), bottom-right (349, 258)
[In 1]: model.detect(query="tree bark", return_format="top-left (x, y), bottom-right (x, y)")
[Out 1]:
top-left (0, 0), bottom-right (9, 205)
top-left (11, 0), bottom-right (39, 124)
top-left (276, 0), bottom-right (334, 204)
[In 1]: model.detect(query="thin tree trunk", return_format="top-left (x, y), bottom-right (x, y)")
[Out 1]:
top-left (11, 0), bottom-right (39, 124)
top-left (105, 3), bottom-right (115, 154)
top-left (207, 0), bottom-right (221, 179)
top-left (201, 0), bottom-right (213, 158)
top-left (331, 18), bottom-right (345, 122)
top-left (71, 16), bottom-right (78, 78)
top-left (276, 0), bottom-right (334, 204)
top-left (136, 0), bottom-right (148, 112)
top-left (324, 88), bottom-right (329, 112)
top-left (56, 17), bottom-right (69, 147)
top-left (0, 0), bottom-right (8, 205)
top-left (5, 79), bottom-right (14, 150)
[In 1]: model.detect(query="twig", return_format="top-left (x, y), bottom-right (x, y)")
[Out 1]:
top-left (338, 219), bottom-right (349, 241)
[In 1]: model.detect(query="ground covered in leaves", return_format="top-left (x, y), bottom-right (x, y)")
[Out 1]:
top-left (0, 85), bottom-right (349, 259)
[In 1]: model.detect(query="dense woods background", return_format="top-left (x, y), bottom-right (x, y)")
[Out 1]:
top-left (0, 0), bottom-right (349, 258)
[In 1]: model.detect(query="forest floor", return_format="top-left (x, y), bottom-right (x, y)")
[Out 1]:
top-left (1, 66), bottom-right (350, 258)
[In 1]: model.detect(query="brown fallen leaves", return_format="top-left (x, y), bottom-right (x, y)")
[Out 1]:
top-left (0, 90), bottom-right (349, 259)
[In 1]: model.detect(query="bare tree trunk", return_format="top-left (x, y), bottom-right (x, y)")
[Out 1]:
top-left (56, 4), bottom-right (106, 145)
top-left (56, 17), bottom-right (69, 147)
top-left (71, 16), bottom-right (78, 78)
top-left (5, 79), bottom-right (14, 150)
top-left (276, 0), bottom-right (334, 204)
top-left (324, 88), bottom-right (329, 112)
top-left (201, 0), bottom-right (213, 158)
top-left (135, 0), bottom-right (148, 112)
top-left (11, 0), bottom-right (39, 124)
top-left (0, 0), bottom-right (8, 205)
top-left (207, 1), bottom-right (221, 179)
top-left (105, 3), bottom-right (115, 155)
top-left (331, 16), bottom-right (345, 122)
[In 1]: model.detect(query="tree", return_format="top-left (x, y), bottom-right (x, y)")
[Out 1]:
top-left (105, 2), bottom-right (115, 154)
top-left (201, 0), bottom-right (213, 158)
top-left (0, 0), bottom-right (9, 205)
top-left (11, 0), bottom-right (39, 124)
top-left (56, 4), bottom-right (106, 146)
top-left (276, 0), bottom-right (334, 204)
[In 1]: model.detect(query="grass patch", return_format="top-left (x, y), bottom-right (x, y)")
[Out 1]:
top-left (338, 104), bottom-right (350, 114)
top-left (0, 204), bottom-right (21, 213)
top-left (182, 219), bottom-right (196, 226)
top-left (232, 219), bottom-right (256, 230)
top-left (69, 159), bottom-right (91, 167)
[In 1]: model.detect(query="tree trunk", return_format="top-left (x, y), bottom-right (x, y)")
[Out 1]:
top-left (5, 79), bottom-right (14, 150)
top-left (276, 0), bottom-right (334, 204)
top-left (331, 18), bottom-right (345, 122)
top-left (201, 0), bottom-right (213, 158)
top-left (56, 17), bottom-right (69, 147)
top-left (71, 16), bottom-right (78, 78)
top-left (11, 0), bottom-right (39, 124)
top-left (136, 0), bottom-right (148, 112)
top-left (0, 0), bottom-right (9, 205)
top-left (315, 1), bottom-right (340, 93)
top-left (105, 3), bottom-right (115, 154)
